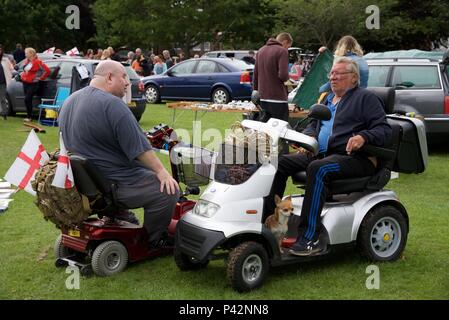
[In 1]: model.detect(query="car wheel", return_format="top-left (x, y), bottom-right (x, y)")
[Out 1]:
top-left (6, 95), bottom-right (14, 116)
top-left (145, 85), bottom-right (161, 104)
top-left (357, 205), bottom-right (408, 261)
top-left (226, 241), bottom-right (269, 292)
top-left (212, 87), bottom-right (230, 104)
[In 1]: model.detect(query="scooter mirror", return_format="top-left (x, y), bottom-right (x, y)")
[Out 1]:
top-left (308, 104), bottom-right (331, 121)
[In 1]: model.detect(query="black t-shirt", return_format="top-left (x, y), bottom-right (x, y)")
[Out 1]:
top-left (165, 58), bottom-right (174, 69)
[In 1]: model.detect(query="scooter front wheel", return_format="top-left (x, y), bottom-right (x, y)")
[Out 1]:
top-left (357, 205), bottom-right (408, 261)
top-left (227, 241), bottom-right (269, 293)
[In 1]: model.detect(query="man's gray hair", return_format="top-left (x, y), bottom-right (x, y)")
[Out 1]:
top-left (333, 56), bottom-right (360, 85)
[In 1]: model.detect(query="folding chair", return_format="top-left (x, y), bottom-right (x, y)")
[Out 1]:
top-left (37, 87), bottom-right (71, 127)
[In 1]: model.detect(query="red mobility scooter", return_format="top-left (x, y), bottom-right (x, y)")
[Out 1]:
top-left (54, 124), bottom-right (206, 276)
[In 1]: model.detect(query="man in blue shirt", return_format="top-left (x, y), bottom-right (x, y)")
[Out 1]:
top-left (264, 57), bottom-right (392, 256)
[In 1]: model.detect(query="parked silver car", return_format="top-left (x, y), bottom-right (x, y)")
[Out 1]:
top-left (366, 50), bottom-right (449, 143)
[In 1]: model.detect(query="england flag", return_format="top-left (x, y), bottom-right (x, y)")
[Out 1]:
top-left (43, 47), bottom-right (55, 54)
top-left (5, 131), bottom-right (50, 195)
top-left (66, 47), bottom-right (80, 56)
top-left (51, 133), bottom-right (74, 189)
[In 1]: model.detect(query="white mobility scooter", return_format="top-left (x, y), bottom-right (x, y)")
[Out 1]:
top-left (174, 87), bottom-right (428, 292)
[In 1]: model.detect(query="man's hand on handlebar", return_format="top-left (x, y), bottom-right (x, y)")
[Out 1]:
top-left (157, 168), bottom-right (180, 195)
top-left (291, 143), bottom-right (312, 155)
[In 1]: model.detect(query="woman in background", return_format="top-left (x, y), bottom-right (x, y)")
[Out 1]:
top-left (20, 47), bottom-right (51, 122)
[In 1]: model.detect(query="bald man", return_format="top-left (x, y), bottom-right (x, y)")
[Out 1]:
top-left (59, 60), bottom-right (180, 249)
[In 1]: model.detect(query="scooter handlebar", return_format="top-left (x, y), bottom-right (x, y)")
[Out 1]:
top-left (283, 129), bottom-right (319, 154)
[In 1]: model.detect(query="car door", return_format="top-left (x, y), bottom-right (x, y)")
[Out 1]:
top-left (7, 60), bottom-right (60, 113)
top-left (190, 60), bottom-right (218, 99)
top-left (389, 64), bottom-right (444, 111)
top-left (55, 61), bottom-right (79, 91)
top-left (162, 60), bottom-right (197, 99)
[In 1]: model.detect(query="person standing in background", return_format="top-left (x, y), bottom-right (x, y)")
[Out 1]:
top-left (20, 48), bottom-right (51, 122)
top-left (1, 47), bottom-right (14, 119)
top-left (253, 32), bottom-right (293, 123)
top-left (13, 43), bottom-right (25, 63)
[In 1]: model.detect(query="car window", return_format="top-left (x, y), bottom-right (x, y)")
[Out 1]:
top-left (391, 66), bottom-right (441, 89)
top-left (171, 60), bottom-right (196, 75)
top-left (368, 66), bottom-right (390, 87)
top-left (44, 61), bottom-right (60, 77)
top-left (217, 63), bottom-right (229, 73)
top-left (58, 62), bottom-right (78, 79)
top-left (226, 59), bottom-right (254, 71)
top-left (196, 60), bottom-right (217, 73)
top-left (125, 66), bottom-right (140, 80)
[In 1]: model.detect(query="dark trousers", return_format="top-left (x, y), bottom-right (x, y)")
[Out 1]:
top-left (265, 152), bottom-right (375, 241)
top-left (0, 83), bottom-right (7, 117)
top-left (23, 82), bottom-right (39, 118)
top-left (115, 174), bottom-right (180, 244)
top-left (258, 101), bottom-right (289, 154)
top-left (258, 101), bottom-right (289, 122)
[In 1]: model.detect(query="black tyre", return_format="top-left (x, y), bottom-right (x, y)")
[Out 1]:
top-left (212, 87), bottom-right (230, 104)
top-left (54, 234), bottom-right (75, 261)
top-left (174, 246), bottom-right (209, 271)
top-left (6, 95), bottom-right (14, 116)
top-left (91, 241), bottom-right (128, 276)
top-left (226, 241), bottom-right (269, 293)
top-left (145, 85), bottom-right (161, 104)
top-left (357, 205), bottom-right (408, 261)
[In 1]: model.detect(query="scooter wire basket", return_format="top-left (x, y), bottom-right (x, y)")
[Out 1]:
top-left (170, 145), bottom-right (216, 187)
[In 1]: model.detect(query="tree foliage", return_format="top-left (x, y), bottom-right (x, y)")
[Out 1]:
top-left (273, 0), bottom-right (449, 53)
top-left (93, 0), bottom-right (276, 56)
top-left (0, 0), bottom-right (96, 53)
top-left (1, 0), bottom-right (448, 55)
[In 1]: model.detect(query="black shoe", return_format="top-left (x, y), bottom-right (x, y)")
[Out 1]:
top-left (289, 237), bottom-right (322, 256)
top-left (115, 210), bottom-right (140, 225)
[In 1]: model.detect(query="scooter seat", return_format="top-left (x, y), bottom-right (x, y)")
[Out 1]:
top-left (292, 171), bottom-right (385, 194)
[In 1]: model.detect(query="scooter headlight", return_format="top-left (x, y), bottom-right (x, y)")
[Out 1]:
top-left (193, 200), bottom-right (220, 218)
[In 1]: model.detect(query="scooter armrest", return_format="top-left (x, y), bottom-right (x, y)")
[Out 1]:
top-left (360, 144), bottom-right (395, 161)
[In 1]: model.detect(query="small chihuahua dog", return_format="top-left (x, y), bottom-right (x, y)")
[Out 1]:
top-left (265, 195), bottom-right (293, 253)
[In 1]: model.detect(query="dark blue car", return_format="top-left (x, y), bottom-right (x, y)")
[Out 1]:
top-left (142, 58), bottom-right (253, 104)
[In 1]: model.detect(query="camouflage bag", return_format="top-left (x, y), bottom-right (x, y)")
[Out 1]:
top-left (31, 153), bottom-right (92, 229)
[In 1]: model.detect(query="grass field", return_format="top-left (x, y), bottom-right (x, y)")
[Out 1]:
top-left (1, 104), bottom-right (449, 300)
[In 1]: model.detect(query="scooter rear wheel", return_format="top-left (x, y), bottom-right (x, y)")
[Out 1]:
top-left (54, 234), bottom-right (76, 261)
top-left (357, 205), bottom-right (408, 261)
top-left (91, 241), bottom-right (128, 276)
top-left (227, 241), bottom-right (269, 292)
